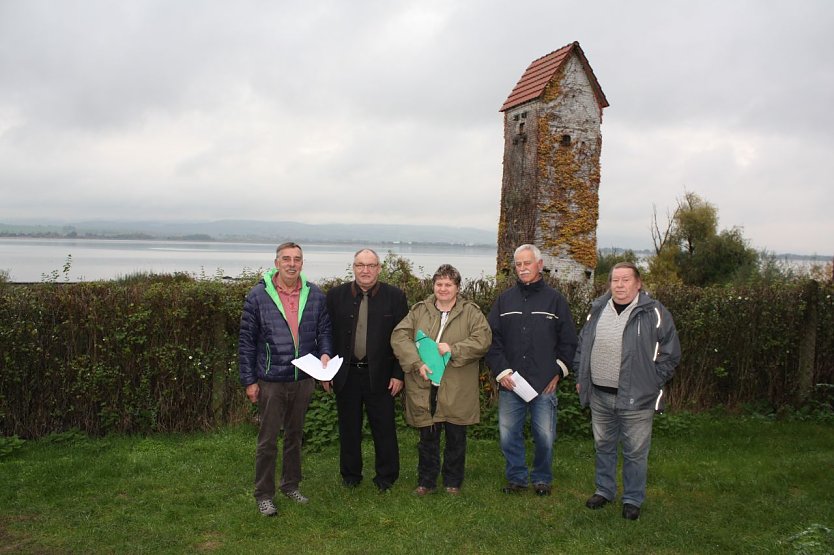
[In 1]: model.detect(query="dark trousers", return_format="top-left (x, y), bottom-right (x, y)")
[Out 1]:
top-left (254, 379), bottom-right (315, 501)
top-left (335, 367), bottom-right (400, 488)
top-left (417, 422), bottom-right (467, 489)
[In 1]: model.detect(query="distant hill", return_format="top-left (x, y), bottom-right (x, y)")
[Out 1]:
top-left (0, 219), bottom-right (497, 246)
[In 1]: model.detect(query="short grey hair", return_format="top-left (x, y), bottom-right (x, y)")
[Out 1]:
top-left (513, 244), bottom-right (542, 262)
top-left (353, 248), bottom-right (380, 264)
top-left (276, 242), bottom-right (303, 258)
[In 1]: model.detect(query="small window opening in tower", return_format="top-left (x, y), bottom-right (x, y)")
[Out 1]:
top-left (519, 122), bottom-right (525, 134)
top-left (521, 111), bottom-right (527, 119)
top-left (561, 134), bottom-right (571, 146)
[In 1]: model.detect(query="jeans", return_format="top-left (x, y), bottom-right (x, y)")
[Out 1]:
top-left (417, 422), bottom-right (467, 489)
top-left (590, 386), bottom-right (654, 507)
top-left (254, 379), bottom-right (315, 501)
top-left (498, 389), bottom-right (557, 485)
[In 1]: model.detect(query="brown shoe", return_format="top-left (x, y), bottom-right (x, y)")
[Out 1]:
top-left (414, 486), bottom-right (435, 496)
top-left (445, 487), bottom-right (461, 495)
top-left (585, 493), bottom-right (610, 510)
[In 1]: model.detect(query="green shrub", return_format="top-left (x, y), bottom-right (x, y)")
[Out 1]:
top-left (1, 260), bottom-right (832, 444)
top-left (0, 434), bottom-right (24, 458)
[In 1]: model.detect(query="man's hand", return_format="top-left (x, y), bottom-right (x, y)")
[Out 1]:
top-left (245, 383), bottom-right (259, 404)
top-left (437, 342), bottom-right (451, 356)
top-left (499, 373), bottom-right (516, 391)
top-left (319, 355), bottom-right (333, 392)
top-left (388, 378), bottom-right (403, 396)
top-left (542, 374), bottom-right (560, 395)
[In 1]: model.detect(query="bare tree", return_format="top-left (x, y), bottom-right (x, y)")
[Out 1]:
top-left (651, 203), bottom-right (679, 256)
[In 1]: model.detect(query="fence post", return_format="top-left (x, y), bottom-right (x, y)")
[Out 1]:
top-left (796, 279), bottom-right (818, 406)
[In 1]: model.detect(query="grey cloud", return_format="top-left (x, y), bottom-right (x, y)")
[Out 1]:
top-left (0, 0), bottom-right (832, 255)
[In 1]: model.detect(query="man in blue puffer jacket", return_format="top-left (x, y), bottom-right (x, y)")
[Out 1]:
top-left (239, 242), bottom-right (333, 517)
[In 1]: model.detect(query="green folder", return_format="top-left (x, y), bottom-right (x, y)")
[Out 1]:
top-left (415, 329), bottom-right (451, 386)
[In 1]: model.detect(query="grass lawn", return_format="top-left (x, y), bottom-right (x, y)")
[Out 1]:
top-left (1, 415), bottom-right (833, 554)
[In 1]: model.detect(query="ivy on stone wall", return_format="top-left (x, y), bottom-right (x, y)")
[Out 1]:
top-left (536, 114), bottom-right (599, 270)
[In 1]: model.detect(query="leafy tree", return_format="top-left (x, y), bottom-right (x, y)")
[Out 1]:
top-left (648, 192), bottom-right (759, 286)
top-left (675, 192), bottom-right (719, 255)
top-left (647, 244), bottom-right (682, 285)
top-left (679, 227), bottom-right (758, 285)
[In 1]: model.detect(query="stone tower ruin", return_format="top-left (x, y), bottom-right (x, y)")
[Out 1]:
top-left (496, 41), bottom-right (608, 282)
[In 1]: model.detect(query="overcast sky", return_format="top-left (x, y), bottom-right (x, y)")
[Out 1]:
top-left (1, 0), bottom-right (831, 255)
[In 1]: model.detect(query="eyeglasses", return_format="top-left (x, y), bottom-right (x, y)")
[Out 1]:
top-left (353, 263), bottom-right (379, 270)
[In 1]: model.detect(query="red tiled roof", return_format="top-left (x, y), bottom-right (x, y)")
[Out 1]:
top-left (499, 41), bottom-right (609, 112)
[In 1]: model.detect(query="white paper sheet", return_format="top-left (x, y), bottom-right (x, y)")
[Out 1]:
top-left (291, 353), bottom-right (343, 381)
top-left (509, 371), bottom-right (538, 402)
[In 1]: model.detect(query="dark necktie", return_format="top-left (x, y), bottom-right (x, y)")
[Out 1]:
top-left (354, 292), bottom-right (368, 360)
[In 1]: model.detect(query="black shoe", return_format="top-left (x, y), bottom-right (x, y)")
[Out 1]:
top-left (533, 483), bottom-right (551, 496)
top-left (585, 494), bottom-right (610, 510)
top-left (501, 483), bottom-right (528, 494)
top-left (373, 477), bottom-right (393, 490)
top-left (622, 503), bottom-right (641, 520)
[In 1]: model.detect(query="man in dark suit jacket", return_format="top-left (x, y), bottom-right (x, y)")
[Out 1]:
top-left (325, 248), bottom-right (409, 491)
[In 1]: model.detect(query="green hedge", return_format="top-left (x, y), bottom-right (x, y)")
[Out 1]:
top-left (1, 274), bottom-right (832, 441)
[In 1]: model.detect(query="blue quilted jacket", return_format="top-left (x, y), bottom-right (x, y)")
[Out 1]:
top-left (238, 269), bottom-right (333, 385)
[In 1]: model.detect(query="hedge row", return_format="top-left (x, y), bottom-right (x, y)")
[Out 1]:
top-left (1, 274), bottom-right (831, 440)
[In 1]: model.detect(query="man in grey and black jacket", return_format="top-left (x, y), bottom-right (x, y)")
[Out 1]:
top-left (574, 261), bottom-right (680, 520)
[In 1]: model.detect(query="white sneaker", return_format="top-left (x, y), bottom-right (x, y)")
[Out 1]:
top-left (258, 498), bottom-right (278, 516)
top-left (283, 489), bottom-right (309, 504)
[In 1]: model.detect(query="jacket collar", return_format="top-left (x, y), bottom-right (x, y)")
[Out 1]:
top-left (516, 277), bottom-right (545, 296)
top-left (595, 289), bottom-right (653, 312)
top-left (422, 293), bottom-right (463, 317)
top-left (350, 280), bottom-right (381, 298)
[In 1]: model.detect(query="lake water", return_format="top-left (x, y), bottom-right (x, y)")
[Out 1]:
top-left (0, 238), bottom-right (500, 283)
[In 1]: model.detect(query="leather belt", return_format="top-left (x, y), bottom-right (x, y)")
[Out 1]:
top-left (349, 361), bottom-right (369, 368)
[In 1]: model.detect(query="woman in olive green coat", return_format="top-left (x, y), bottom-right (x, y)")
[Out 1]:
top-left (391, 264), bottom-right (491, 495)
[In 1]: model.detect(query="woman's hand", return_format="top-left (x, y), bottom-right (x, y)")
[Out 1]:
top-left (418, 364), bottom-right (432, 381)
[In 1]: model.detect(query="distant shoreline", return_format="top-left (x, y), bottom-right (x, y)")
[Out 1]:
top-left (0, 233), bottom-right (498, 250)
top-left (1, 234), bottom-right (830, 261)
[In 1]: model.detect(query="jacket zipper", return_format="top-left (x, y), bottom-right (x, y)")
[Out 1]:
top-left (264, 343), bottom-right (271, 375)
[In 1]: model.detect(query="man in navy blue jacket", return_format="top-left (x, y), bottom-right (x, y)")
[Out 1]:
top-left (239, 242), bottom-right (333, 517)
top-left (486, 244), bottom-right (577, 496)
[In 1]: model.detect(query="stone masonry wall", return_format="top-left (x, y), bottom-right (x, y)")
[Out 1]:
top-left (496, 103), bottom-right (541, 275)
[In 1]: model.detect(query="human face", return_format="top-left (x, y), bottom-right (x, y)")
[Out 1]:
top-left (514, 249), bottom-right (543, 284)
top-left (353, 250), bottom-right (381, 291)
top-left (610, 267), bottom-right (641, 304)
top-left (433, 277), bottom-right (459, 306)
top-left (274, 247), bottom-right (303, 288)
